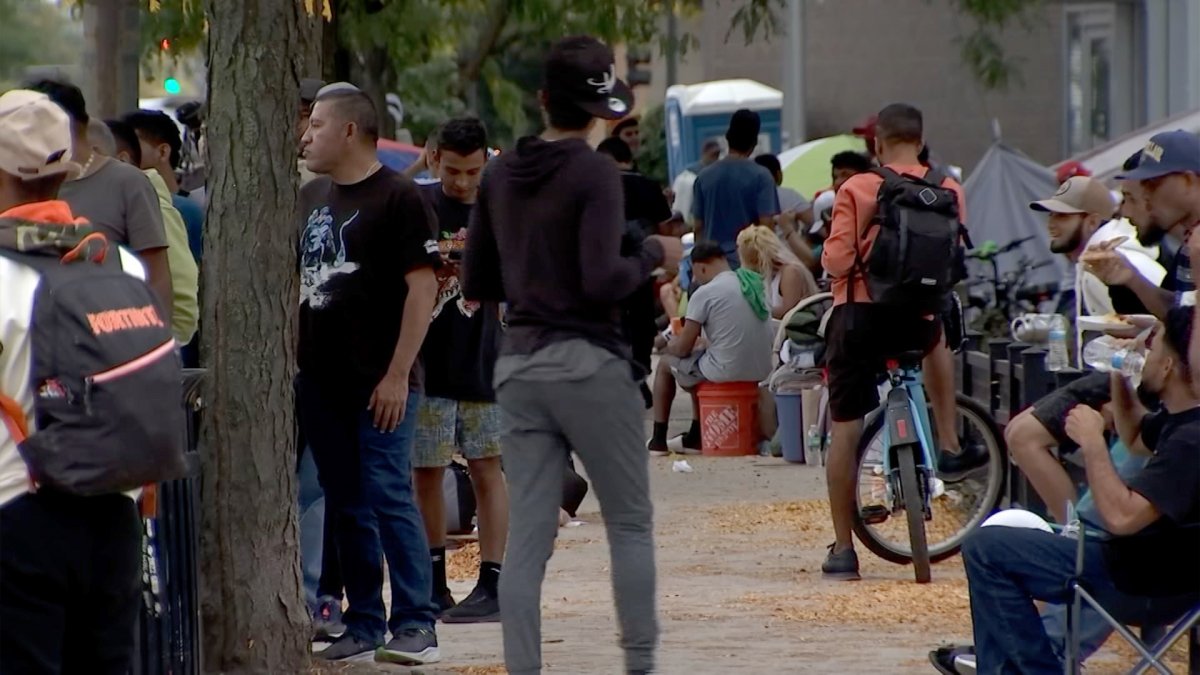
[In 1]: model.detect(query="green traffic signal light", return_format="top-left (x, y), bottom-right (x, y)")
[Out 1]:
top-left (164, 78), bottom-right (182, 95)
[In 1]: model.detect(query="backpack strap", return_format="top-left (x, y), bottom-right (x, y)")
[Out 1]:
top-left (0, 394), bottom-right (28, 443)
top-left (0, 393), bottom-right (37, 492)
top-left (922, 165), bottom-right (947, 188)
top-left (916, 166), bottom-right (974, 249)
top-left (849, 168), bottom-right (907, 303)
top-left (869, 166), bottom-right (908, 193)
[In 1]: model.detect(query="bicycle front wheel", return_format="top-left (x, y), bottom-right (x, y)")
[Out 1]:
top-left (852, 393), bottom-right (1007, 565)
top-left (896, 444), bottom-right (932, 583)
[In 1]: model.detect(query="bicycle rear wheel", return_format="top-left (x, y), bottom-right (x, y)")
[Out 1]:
top-left (852, 394), bottom-right (1006, 565)
top-left (896, 444), bottom-right (932, 583)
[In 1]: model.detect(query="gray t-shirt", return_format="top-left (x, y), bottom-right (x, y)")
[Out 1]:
top-left (685, 270), bottom-right (773, 382)
top-left (61, 157), bottom-right (167, 251)
top-left (691, 158), bottom-right (780, 251)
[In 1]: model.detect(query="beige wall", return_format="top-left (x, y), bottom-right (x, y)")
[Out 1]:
top-left (645, 0), bottom-right (1067, 172)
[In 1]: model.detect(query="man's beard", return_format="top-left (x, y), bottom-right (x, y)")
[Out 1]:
top-left (1136, 382), bottom-right (1161, 409)
top-left (1051, 228), bottom-right (1084, 255)
top-left (1136, 223), bottom-right (1167, 247)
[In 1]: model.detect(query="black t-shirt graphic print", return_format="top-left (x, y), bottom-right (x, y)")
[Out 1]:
top-left (298, 167), bottom-right (440, 400)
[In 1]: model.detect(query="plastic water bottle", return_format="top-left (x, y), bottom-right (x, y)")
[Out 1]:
top-left (806, 425), bottom-right (822, 457)
top-left (1045, 315), bottom-right (1070, 372)
top-left (1083, 336), bottom-right (1145, 380)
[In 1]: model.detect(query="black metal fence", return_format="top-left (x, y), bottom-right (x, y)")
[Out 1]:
top-left (954, 332), bottom-right (1089, 514)
top-left (955, 334), bottom-right (1199, 667)
top-left (132, 368), bottom-right (204, 675)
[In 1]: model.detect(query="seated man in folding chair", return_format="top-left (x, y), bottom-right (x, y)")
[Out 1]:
top-left (962, 308), bottom-right (1200, 674)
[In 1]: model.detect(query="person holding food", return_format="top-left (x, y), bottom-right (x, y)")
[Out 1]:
top-left (1030, 175), bottom-right (1164, 322)
top-left (1005, 168), bottom-right (1167, 525)
top-left (1081, 131), bottom-right (1199, 318)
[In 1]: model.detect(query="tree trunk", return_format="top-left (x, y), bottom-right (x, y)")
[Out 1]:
top-left (199, 0), bottom-right (319, 671)
top-left (81, 0), bottom-right (139, 119)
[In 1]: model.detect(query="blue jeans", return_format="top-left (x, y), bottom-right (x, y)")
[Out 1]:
top-left (298, 446), bottom-right (344, 611)
top-left (297, 376), bottom-right (437, 642)
top-left (1041, 602), bottom-right (1111, 664)
top-left (964, 526), bottom-right (1116, 675)
top-left (298, 446), bottom-right (324, 612)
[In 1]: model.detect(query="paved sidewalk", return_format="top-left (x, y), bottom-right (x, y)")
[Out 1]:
top-left (334, 371), bottom-right (1164, 673)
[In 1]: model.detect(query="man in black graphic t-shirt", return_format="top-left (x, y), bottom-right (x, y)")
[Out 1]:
top-left (411, 117), bottom-right (508, 624)
top-left (963, 308), bottom-right (1199, 673)
top-left (297, 88), bottom-right (443, 665)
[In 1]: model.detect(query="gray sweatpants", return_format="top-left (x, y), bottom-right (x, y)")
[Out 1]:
top-left (496, 358), bottom-right (658, 675)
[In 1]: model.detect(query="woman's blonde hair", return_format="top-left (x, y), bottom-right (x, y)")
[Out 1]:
top-left (737, 225), bottom-right (818, 303)
top-left (736, 225), bottom-right (799, 279)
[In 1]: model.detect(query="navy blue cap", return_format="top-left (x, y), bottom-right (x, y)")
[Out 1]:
top-left (1115, 130), bottom-right (1200, 181)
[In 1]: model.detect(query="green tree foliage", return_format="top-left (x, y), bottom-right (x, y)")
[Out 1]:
top-left (0, 0), bottom-right (82, 88)
top-left (128, 0), bottom-right (1041, 145)
top-left (636, 104), bottom-right (669, 187)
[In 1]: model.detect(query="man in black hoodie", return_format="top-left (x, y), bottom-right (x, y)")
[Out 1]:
top-left (463, 36), bottom-right (681, 675)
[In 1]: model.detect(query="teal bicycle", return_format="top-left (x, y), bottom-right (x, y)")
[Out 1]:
top-left (851, 352), bottom-right (1007, 583)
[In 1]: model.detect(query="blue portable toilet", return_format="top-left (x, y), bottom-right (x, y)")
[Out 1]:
top-left (665, 79), bottom-right (784, 182)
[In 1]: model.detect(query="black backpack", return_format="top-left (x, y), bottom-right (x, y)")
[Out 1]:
top-left (0, 238), bottom-right (187, 496)
top-left (856, 167), bottom-right (967, 311)
top-left (443, 460), bottom-right (477, 535)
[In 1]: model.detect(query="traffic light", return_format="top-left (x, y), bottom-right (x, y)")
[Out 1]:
top-left (164, 78), bottom-right (182, 95)
top-left (626, 47), bottom-right (652, 87)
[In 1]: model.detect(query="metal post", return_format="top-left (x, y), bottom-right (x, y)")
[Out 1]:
top-left (782, 0), bottom-right (805, 149)
top-left (665, 2), bottom-right (678, 87)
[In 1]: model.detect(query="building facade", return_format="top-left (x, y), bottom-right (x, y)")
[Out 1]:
top-left (636, 0), bottom-right (1200, 172)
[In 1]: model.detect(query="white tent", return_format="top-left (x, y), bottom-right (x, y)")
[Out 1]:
top-left (1053, 107), bottom-right (1200, 182)
top-left (963, 142), bottom-right (1067, 292)
top-left (665, 79), bottom-right (783, 116)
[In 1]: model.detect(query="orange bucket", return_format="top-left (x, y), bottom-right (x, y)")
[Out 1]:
top-left (696, 381), bottom-right (759, 456)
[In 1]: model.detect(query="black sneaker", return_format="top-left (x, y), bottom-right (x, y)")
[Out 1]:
top-left (441, 585), bottom-right (500, 624)
top-left (821, 543), bottom-right (861, 581)
top-left (937, 441), bottom-right (990, 480)
top-left (318, 633), bottom-right (381, 661)
top-left (647, 439), bottom-right (669, 457)
top-left (312, 595), bottom-right (346, 641)
top-left (433, 588), bottom-right (456, 618)
top-left (666, 432), bottom-right (702, 455)
top-left (375, 628), bottom-right (441, 666)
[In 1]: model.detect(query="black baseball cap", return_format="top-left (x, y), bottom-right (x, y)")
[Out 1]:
top-left (300, 78), bottom-right (325, 103)
top-left (544, 36), bottom-right (634, 121)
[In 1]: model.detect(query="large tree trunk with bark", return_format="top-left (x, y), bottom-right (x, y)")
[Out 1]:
top-left (199, 0), bottom-right (319, 671)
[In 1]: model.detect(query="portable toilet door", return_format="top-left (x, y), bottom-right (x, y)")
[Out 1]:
top-left (665, 79), bottom-right (784, 182)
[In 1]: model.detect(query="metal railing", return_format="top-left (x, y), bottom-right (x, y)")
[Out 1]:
top-left (132, 368), bottom-right (204, 675)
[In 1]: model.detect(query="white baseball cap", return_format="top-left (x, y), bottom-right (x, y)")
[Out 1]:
top-left (810, 190), bottom-right (837, 234)
top-left (0, 90), bottom-right (81, 181)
